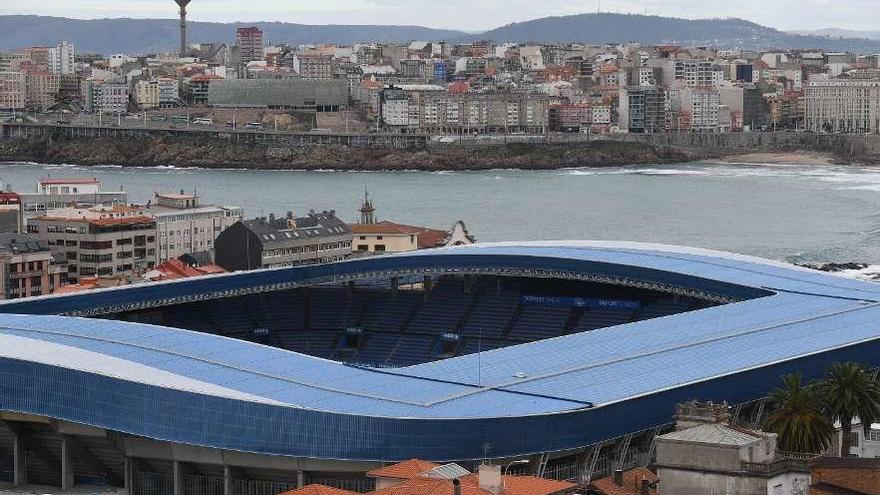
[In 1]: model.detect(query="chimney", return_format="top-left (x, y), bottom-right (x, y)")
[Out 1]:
top-left (452, 478), bottom-right (461, 495)
top-left (613, 469), bottom-right (624, 487)
top-left (269, 213), bottom-right (275, 222)
top-left (478, 465), bottom-right (502, 495)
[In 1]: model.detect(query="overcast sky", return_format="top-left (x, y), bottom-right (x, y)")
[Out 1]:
top-left (1, 0), bottom-right (875, 33)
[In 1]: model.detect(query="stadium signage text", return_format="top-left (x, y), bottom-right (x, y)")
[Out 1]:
top-left (521, 295), bottom-right (641, 310)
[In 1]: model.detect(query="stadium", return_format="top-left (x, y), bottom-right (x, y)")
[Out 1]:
top-left (1, 241), bottom-right (880, 494)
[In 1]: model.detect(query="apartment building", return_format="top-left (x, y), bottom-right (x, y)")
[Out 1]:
top-left (47, 41), bottom-right (75, 75)
top-left (20, 178), bottom-right (128, 217)
top-left (145, 191), bottom-right (243, 264)
top-left (134, 77), bottom-right (180, 109)
top-left (135, 79), bottom-right (160, 109)
top-left (0, 191), bottom-right (24, 234)
top-left (682, 86), bottom-right (721, 132)
top-left (215, 210), bottom-right (352, 271)
top-left (28, 205), bottom-right (157, 283)
top-left (94, 80), bottom-right (130, 114)
top-left (292, 52), bottom-right (334, 79)
top-left (620, 86), bottom-right (666, 133)
top-left (805, 80), bottom-right (880, 133)
top-left (391, 91), bottom-right (550, 133)
top-left (25, 71), bottom-right (59, 111)
top-left (236, 27), bottom-right (264, 63)
top-left (0, 71), bottom-right (25, 110)
top-left (0, 234), bottom-right (65, 299)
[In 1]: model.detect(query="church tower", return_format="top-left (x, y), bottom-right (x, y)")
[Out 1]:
top-left (359, 188), bottom-right (376, 225)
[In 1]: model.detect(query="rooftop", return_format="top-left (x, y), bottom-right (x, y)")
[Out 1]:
top-left (39, 178), bottom-right (100, 186)
top-left (367, 459), bottom-right (441, 480)
top-left (369, 473), bottom-right (574, 495)
top-left (350, 221), bottom-right (449, 249)
top-left (658, 423), bottom-right (766, 446)
top-left (278, 486), bottom-right (359, 495)
top-left (590, 468), bottom-right (659, 495)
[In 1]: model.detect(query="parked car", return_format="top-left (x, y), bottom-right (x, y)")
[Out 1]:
top-left (245, 122), bottom-right (264, 130)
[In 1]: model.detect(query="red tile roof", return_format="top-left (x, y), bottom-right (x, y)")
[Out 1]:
top-left (278, 485), bottom-right (360, 495)
top-left (367, 459), bottom-right (440, 480)
top-left (590, 468), bottom-right (659, 495)
top-left (349, 221), bottom-right (449, 249)
top-left (146, 259), bottom-right (226, 281)
top-left (369, 473), bottom-right (574, 495)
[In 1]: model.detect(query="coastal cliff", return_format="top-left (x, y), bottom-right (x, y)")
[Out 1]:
top-left (0, 133), bottom-right (701, 170)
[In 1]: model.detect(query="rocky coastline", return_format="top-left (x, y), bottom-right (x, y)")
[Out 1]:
top-left (0, 133), bottom-right (707, 171)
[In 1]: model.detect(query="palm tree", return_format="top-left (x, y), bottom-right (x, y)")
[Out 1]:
top-left (821, 362), bottom-right (880, 457)
top-left (767, 373), bottom-right (833, 453)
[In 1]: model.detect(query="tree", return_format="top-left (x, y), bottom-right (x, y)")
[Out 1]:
top-left (767, 373), bottom-right (833, 453)
top-left (821, 362), bottom-right (880, 457)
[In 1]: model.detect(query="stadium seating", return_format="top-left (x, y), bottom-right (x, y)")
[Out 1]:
top-left (128, 276), bottom-right (714, 367)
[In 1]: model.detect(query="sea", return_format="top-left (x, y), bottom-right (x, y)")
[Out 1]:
top-left (5, 159), bottom-right (880, 272)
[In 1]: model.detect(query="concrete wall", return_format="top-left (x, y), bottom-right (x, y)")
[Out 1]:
top-left (657, 467), bottom-right (767, 495)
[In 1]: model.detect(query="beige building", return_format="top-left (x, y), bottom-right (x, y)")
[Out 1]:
top-left (0, 233), bottom-right (65, 299)
top-left (349, 194), bottom-right (475, 254)
top-left (28, 205), bottom-right (157, 284)
top-left (0, 71), bottom-right (26, 110)
top-left (135, 79), bottom-right (160, 109)
top-left (25, 71), bottom-right (60, 110)
top-left (805, 79), bottom-right (880, 133)
top-left (144, 191), bottom-right (243, 264)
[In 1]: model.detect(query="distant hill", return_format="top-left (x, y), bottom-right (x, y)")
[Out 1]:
top-left (0, 15), bottom-right (468, 54)
top-left (477, 14), bottom-right (880, 51)
top-left (2, 14), bottom-right (880, 55)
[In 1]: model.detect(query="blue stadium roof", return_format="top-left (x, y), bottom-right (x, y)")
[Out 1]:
top-left (2, 241), bottom-right (880, 461)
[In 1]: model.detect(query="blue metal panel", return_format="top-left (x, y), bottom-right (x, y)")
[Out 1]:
top-left (1, 242), bottom-right (880, 461)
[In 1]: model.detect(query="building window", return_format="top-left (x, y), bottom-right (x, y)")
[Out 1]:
top-left (375, 245), bottom-right (386, 252)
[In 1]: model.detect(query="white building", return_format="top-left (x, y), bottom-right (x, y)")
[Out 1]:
top-left (805, 80), bottom-right (880, 134)
top-left (47, 41), bottom-right (75, 75)
top-left (381, 89), bottom-right (410, 127)
top-left (146, 192), bottom-right (243, 264)
top-left (682, 86), bottom-right (721, 132)
top-left (655, 422), bottom-right (810, 495)
top-left (94, 81), bottom-right (130, 115)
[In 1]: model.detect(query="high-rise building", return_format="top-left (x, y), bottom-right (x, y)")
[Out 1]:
top-left (47, 41), bottom-right (75, 75)
top-left (620, 86), bottom-right (666, 133)
top-left (236, 27), bottom-right (264, 63)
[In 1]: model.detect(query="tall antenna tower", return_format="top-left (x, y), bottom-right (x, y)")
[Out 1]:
top-left (174, 0), bottom-right (192, 56)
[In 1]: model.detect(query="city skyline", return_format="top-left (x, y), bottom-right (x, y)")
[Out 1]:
top-left (1, 0), bottom-right (878, 33)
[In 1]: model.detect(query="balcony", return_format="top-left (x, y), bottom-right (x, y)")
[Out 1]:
top-left (740, 452), bottom-right (814, 475)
